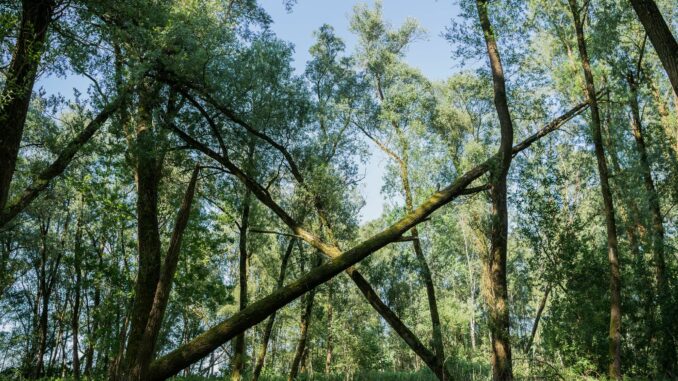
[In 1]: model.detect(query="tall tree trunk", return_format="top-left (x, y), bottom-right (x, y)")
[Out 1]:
top-left (0, 0), bottom-right (53, 211)
top-left (476, 1), bottom-right (515, 380)
top-left (252, 239), bottom-right (295, 381)
top-left (602, 88), bottom-right (644, 260)
top-left (627, 73), bottom-right (675, 377)
top-left (629, 0), bottom-right (678, 96)
top-left (123, 84), bottom-right (163, 380)
top-left (567, 2), bottom-right (623, 378)
top-left (232, 145), bottom-right (255, 381)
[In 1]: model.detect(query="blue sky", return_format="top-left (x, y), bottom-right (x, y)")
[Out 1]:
top-left (37, 0), bottom-right (464, 224)
top-left (259, 0), bottom-right (461, 81)
top-left (259, 0), bottom-right (462, 223)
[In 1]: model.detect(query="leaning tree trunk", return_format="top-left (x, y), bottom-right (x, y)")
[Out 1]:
top-left (0, 0), bottom-right (53, 211)
top-left (568, 1), bottom-right (623, 378)
top-left (524, 285), bottom-right (551, 354)
top-left (629, 0), bottom-right (678, 96)
top-left (476, 1), bottom-right (515, 380)
top-left (627, 72), bottom-right (675, 377)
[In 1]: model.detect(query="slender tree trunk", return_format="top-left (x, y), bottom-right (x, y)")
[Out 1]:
top-left (629, 0), bottom-right (678, 96)
top-left (462, 223), bottom-right (477, 352)
top-left (601, 97), bottom-right (657, 350)
top-left (31, 222), bottom-right (50, 379)
top-left (232, 145), bottom-right (255, 381)
top-left (400, 160), bottom-right (446, 379)
top-left (627, 73), bottom-right (675, 377)
top-left (476, 1), bottom-right (514, 380)
top-left (369, 73), bottom-right (446, 381)
top-left (324, 284), bottom-right (334, 374)
top-left (231, 190), bottom-right (251, 380)
top-left (603, 98), bottom-right (644, 260)
top-left (252, 239), bottom-right (295, 381)
top-left (288, 280), bottom-right (317, 381)
top-left (85, 248), bottom-right (102, 377)
top-left (568, 2), bottom-right (623, 378)
top-left (72, 216), bottom-right (83, 380)
top-left (0, 0), bottom-right (53, 211)
top-left (525, 285), bottom-right (551, 354)
top-left (49, 312), bottom-right (63, 371)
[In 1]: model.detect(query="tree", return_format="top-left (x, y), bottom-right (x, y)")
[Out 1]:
top-left (475, 1), bottom-right (515, 379)
top-left (566, 1), bottom-right (623, 378)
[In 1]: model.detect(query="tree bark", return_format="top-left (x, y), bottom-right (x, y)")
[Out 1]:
top-left (629, 0), bottom-right (678, 96)
top-left (252, 239), bottom-right (295, 381)
top-left (0, 0), bottom-right (54, 211)
top-left (627, 73), bottom-right (675, 377)
top-left (568, 2), bottom-right (623, 378)
top-left (476, 1), bottom-right (515, 380)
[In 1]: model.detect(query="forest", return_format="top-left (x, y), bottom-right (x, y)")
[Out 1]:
top-left (0, 0), bottom-right (677, 380)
